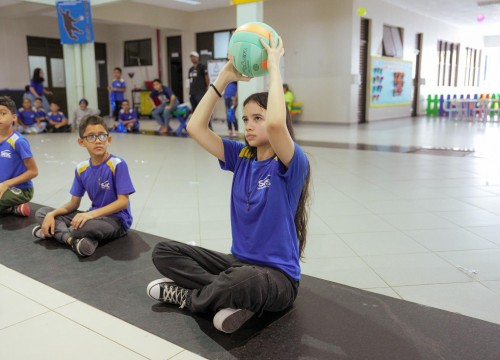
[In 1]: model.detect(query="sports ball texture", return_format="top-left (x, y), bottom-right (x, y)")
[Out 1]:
top-left (228, 22), bottom-right (279, 77)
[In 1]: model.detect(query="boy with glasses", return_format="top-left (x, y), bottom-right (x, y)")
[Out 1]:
top-left (32, 115), bottom-right (135, 257)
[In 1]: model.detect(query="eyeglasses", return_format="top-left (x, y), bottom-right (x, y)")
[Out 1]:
top-left (81, 133), bottom-right (109, 143)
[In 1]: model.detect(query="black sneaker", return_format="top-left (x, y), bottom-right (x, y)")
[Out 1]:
top-left (71, 237), bottom-right (98, 257)
top-left (146, 278), bottom-right (189, 308)
top-left (213, 308), bottom-right (255, 333)
top-left (32, 225), bottom-right (45, 239)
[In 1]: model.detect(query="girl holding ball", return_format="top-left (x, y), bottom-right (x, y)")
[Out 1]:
top-left (147, 34), bottom-right (311, 334)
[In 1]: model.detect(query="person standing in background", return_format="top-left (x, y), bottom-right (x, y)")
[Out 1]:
top-left (188, 51), bottom-right (212, 130)
top-left (224, 81), bottom-right (238, 137)
top-left (28, 68), bottom-right (52, 113)
top-left (108, 67), bottom-right (126, 121)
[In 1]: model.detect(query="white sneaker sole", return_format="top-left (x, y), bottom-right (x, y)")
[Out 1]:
top-left (213, 308), bottom-right (255, 333)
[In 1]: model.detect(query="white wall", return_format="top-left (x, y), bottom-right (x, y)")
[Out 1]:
top-left (352, 0), bottom-right (486, 121)
top-left (0, 0), bottom-right (494, 124)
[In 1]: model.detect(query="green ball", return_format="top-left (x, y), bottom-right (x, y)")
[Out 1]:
top-left (228, 22), bottom-right (279, 78)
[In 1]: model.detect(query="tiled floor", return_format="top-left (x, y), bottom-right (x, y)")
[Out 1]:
top-left (2, 116), bottom-right (500, 359)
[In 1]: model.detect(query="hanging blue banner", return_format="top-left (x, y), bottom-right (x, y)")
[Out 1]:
top-left (56, 0), bottom-right (94, 44)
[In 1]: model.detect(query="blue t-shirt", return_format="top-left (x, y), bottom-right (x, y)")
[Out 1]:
top-left (111, 79), bottom-right (126, 101)
top-left (47, 111), bottom-right (65, 123)
top-left (18, 107), bottom-right (37, 126)
top-left (35, 108), bottom-right (46, 121)
top-left (224, 82), bottom-right (237, 99)
top-left (118, 109), bottom-right (139, 129)
top-left (70, 155), bottom-right (135, 230)
top-left (30, 80), bottom-right (44, 97)
top-left (0, 131), bottom-right (33, 189)
top-left (219, 139), bottom-right (309, 281)
top-left (149, 86), bottom-right (174, 104)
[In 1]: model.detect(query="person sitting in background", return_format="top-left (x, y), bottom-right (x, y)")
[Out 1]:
top-left (73, 99), bottom-right (100, 132)
top-left (115, 100), bottom-right (139, 133)
top-left (23, 85), bottom-right (31, 100)
top-left (34, 98), bottom-right (47, 125)
top-left (17, 98), bottom-right (46, 134)
top-left (46, 101), bottom-right (71, 133)
top-left (149, 79), bottom-right (179, 134)
top-left (283, 83), bottom-right (294, 113)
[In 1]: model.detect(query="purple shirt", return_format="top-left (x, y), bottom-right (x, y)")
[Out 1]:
top-left (47, 111), bottom-right (65, 123)
top-left (118, 109), bottom-right (139, 129)
top-left (111, 79), bottom-right (126, 101)
top-left (70, 155), bottom-right (135, 230)
top-left (0, 131), bottom-right (33, 189)
top-left (18, 107), bottom-right (37, 126)
top-left (30, 80), bottom-right (44, 97)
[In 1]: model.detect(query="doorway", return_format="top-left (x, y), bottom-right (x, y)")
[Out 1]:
top-left (166, 36), bottom-right (183, 103)
top-left (412, 33), bottom-right (423, 117)
top-left (358, 18), bottom-right (370, 123)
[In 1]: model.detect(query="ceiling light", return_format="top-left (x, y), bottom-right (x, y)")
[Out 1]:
top-left (477, 0), bottom-right (500, 7)
top-left (173, 0), bottom-right (201, 5)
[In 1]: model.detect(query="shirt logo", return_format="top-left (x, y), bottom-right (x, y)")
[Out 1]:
top-left (257, 174), bottom-right (271, 190)
top-left (100, 180), bottom-right (110, 190)
top-left (1, 150), bottom-right (12, 158)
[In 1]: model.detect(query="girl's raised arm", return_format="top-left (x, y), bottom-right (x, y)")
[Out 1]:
top-left (187, 62), bottom-right (250, 162)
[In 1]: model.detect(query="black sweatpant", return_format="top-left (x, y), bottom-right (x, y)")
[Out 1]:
top-left (152, 240), bottom-right (299, 315)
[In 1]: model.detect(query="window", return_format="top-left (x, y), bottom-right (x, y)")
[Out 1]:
top-left (464, 47), bottom-right (481, 87)
top-left (196, 29), bottom-right (235, 65)
top-left (437, 40), bottom-right (460, 87)
top-left (382, 25), bottom-right (403, 58)
top-left (124, 39), bottom-right (152, 67)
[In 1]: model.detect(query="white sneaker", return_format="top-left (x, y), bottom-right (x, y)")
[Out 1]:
top-left (213, 308), bottom-right (255, 333)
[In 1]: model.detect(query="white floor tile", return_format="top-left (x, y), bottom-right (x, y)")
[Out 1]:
top-left (438, 249), bottom-right (500, 281)
top-left (363, 287), bottom-right (402, 299)
top-left (404, 228), bottom-right (499, 251)
top-left (0, 265), bottom-right (76, 309)
top-left (321, 214), bottom-right (395, 234)
top-left (169, 350), bottom-right (209, 360)
top-left (339, 231), bottom-right (428, 256)
top-left (435, 210), bottom-right (500, 227)
top-left (362, 253), bottom-right (473, 286)
top-left (0, 284), bottom-right (49, 329)
top-left (394, 282), bottom-right (500, 325)
top-left (0, 312), bottom-right (148, 359)
top-left (464, 225), bottom-right (500, 245)
top-left (304, 234), bottom-right (357, 258)
top-left (379, 213), bottom-right (457, 230)
top-left (56, 301), bottom-right (184, 360)
top-left (301, 257), bottom-right (387, 288)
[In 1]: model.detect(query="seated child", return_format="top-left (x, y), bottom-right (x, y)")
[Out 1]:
top-left (34, 97), bottom-right (47, 126)
top-left (17, 98), bottom-right (46, 134)
top-left (46, 101), bottom-right (71, 133)
top-left (0, 96), bottom-right (39, 217)
top-left (115, 100), bottom-right (139, 133)
top-left (73, 99), bottom-right (100, 132)
top-left (32, 115), bottom-right (135, 257)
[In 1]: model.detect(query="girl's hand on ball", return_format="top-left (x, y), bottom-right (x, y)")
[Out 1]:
top-left (261, 34), bottom-right (284, 71)
top-left (221, 61), bottom-right (252, 82)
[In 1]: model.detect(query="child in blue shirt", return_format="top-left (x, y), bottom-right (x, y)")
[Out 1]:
top-left (108, 67), bottom-right (126, 121)
top-left (46, 101), bottom-right (70, 133)
top-left (147, 36), bottom-right (311, 334)
top-left (115, 99), bottom-right (139, 132)
top-left (17, 98), bottom-right (46, 134)
top-left (224, 81), bottom-right (238, 137)
top-left (32, 115), bottom-right (136, 257)
top-left (0, 96), bottom-right (39, 217)
top-left (34, 98), bottom-right (47, 125)
top-left (149, 79), bottom-right (179, 134)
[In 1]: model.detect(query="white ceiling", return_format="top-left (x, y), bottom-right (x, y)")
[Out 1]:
top-left (382, 0), bottom-right (500, 27)
top-left (0, 0), bottom-right (499, 30)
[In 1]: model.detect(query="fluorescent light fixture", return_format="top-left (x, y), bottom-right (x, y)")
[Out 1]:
top-left (173, 0), bottom-right (201, 5)
top-left (478, 0), bottom-right (500, 7)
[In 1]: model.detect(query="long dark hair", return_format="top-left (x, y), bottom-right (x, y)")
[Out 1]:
top-left (243, 92), bottom-right (311, 260)
top-left (32, 68), bottom-right (44, 84)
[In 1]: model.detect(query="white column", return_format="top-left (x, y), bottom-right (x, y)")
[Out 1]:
top-left (235, 1), bottom-right (264, 132)
top-left (63, 43), bottom-right (98, 127)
